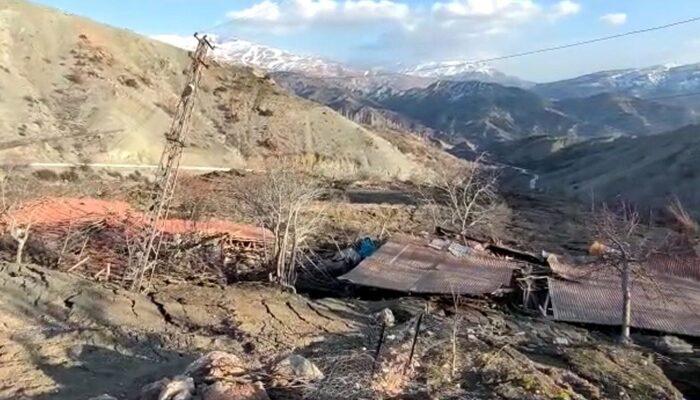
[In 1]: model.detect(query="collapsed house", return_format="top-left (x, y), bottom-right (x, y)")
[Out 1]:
top-left (340, 235), bottom-right (700, 338)
top-left (0, 197), bottom-right (270, 282)
top-left (545, 255), bottom-right (700, 337)
top-left (340, 235), bottom-right (524, 296)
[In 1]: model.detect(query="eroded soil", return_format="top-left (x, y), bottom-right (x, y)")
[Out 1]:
top-left (0, 262), bottom-right (693, 400)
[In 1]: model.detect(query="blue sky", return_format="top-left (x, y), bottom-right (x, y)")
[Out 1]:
top-left (34, 0), bottom-right (700, 82)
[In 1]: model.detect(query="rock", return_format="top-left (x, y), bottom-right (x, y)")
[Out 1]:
top-left (155, 375), bottom-right (194, 400)
top-left (140, 378), bottom-right (170, 400)
top-left (89, 395), bottom-right (118, 400)
top-left (554, 337), bottom-right (570, 346)
top-left (655, 335), bottom-right (693, 354)
top-left (185, 351), bottom-right (247, 384)
top-left (374, 308), bottom-right (395, 327)
top-left (202, 381), bottom-right (269, 400)
top-left (274, 355), bottom-right (324, 382)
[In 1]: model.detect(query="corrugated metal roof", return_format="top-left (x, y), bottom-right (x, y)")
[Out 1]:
top-left (339, 237), bottom-right (520, 295)
top-left (548, 257), bottom-right (700, 337)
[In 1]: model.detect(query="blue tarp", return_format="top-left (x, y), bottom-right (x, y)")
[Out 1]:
top-left (357, 237), bottom-right (377, 259)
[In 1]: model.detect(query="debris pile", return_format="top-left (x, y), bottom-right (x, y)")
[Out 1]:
top-left (545, 254), bottom-right (700, 337)
top-left (140, 351), bottom-right (270, 400)
top-left (0, 197), bottom-right (271, 283)
top-left (338, 231), bottom-right (700, 339)
top-left (340, 235), bottom-right (521, 296)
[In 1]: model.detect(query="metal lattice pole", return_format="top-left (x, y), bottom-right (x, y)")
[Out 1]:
top-left (132, 33), bottom-right (214, 291)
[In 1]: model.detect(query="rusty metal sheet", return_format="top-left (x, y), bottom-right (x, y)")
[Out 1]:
top-left (548, 258), bottom-right (700, 336)
top-left (340, 238), bottom-right (520, 295)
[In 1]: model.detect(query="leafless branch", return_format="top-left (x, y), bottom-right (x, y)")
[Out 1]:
top-left (227, 165), bottom-right (325, 289)
top-left (419, 155), bottom-right (500, 237)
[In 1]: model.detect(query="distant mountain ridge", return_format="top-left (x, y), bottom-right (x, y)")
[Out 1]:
top-left (401, 61), bottom-right (533, 88)
top-left (153, 35), bottom-right (356, 78)
top-left (534, 63), bottom-right (700, 105)
top-left (152, 35), bottom-right (700, 147)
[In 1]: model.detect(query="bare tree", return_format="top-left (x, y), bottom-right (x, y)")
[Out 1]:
top-left (229, 166), bottom-right (324, 290)
top-left (419, 155), bottom-right (500, 235)
top-left (591, 202), bottom-right (649, 343)
top-left (0, 169), bottom-right (33, 264)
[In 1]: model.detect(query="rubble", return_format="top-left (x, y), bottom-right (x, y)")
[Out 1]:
top-left (185, 351), bottom-right (248, 383)
top-left (0, 197), bottom-right (271, 284)
top-left (141, 352), bottom-right (269, 400)
top-left (340, 236), bottom-right (521, 295)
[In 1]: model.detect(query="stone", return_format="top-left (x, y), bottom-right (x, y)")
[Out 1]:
top-left (274, 355), bottom-right (324, 382)
top-left (374, 308), bottom-right (395, 327)
top-left (88, 395), bottom-right (118, 400)
top-left (185, 351), bottom-right (247, 384)
top-left (553, 337), bottom-right (570, 346)
top-left (655, 335), bottom-right (693, 354)
top-left (155, 375), bottom-right (194, 400)
top-left (202, 381), bottom-right (270, 400)
top-left (140, 378), bottom-right (170, 400)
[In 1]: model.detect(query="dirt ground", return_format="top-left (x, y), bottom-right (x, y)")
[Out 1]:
top-left (0, 262), bottom-right (364, 399)
top-left (0, 262), bottom-right (694, 400)
top-left (0, 170), bottom-right (696, 399)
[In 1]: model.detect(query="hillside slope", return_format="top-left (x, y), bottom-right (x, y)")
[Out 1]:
top-left (533, 125), bottom-right (700, 211)
top-left (0, 0), bottom-right (424, 179)
top-left (555, 93), bottom-right (696, 137)
top-left (377, 80), bottom-right (577, 146)
top-left (534, 63), bottom-right (700, 111)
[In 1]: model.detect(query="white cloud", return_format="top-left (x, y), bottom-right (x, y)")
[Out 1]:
top-left (600, 13), bottom-right (627, 26)
top-left (228, 0), bottom-right (410, 27)
top-left (151, 34), bottom-right (198, 50)
top-left (549, 0), bottom-right (580, 20)
top-left (344, 0), bottom-right (410, 21)
top-left (222, 0), bottom-right (586, 67)
top-left (431, 0), bottom-right (540, 22)
top-left (228, 0), bottom-right (282, 22)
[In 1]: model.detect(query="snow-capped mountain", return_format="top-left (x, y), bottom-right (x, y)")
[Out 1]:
top-left (152, 35), bottom-right (354, 77)
top-left (535, 63), bottom-right (700, 100)
top-left (402, 61), bottom-right (533, 88)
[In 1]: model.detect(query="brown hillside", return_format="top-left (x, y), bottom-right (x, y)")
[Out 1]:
top-left (0, 0), bottom-right (427, 179)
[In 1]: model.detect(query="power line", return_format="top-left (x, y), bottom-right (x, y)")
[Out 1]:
top-left (438, 16), bottom-right (700, 68)
top-left (202, 15), bottom-right (700, 81)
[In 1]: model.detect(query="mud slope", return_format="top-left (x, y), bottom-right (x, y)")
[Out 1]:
top-left (0, 0), bottom-right (422, 179)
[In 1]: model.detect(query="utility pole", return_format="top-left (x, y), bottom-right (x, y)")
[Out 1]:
top-left (132, 33), bottom-right (214, 291)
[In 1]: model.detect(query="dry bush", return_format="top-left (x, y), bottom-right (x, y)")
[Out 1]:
top-left (228, 166), bottom-right (325, 290)
top-left (666, 197), bottom-right (699, 242)
top-left (419, 155), bottom-right (501, 236)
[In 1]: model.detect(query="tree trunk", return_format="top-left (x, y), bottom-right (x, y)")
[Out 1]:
top-left (620, 258), bottom-right (632, 343)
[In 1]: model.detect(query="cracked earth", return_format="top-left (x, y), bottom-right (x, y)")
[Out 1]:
top-left (0, 263), bottom-right (364, 399)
